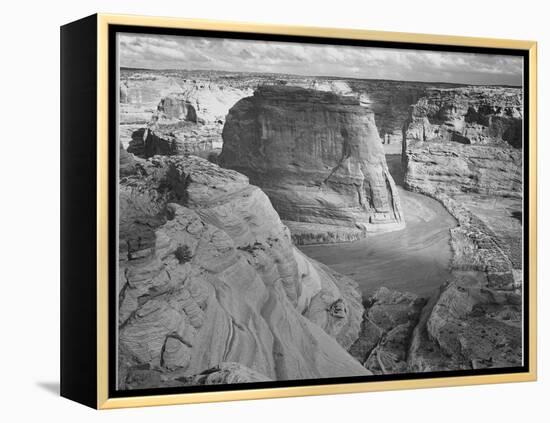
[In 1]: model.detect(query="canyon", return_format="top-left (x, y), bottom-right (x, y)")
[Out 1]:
top-left (118, 69), bottom-right (524, 385)
top-left (118, 154), bottom-right (368, 389)
top-left (220, 85), bottom-right (405, 244)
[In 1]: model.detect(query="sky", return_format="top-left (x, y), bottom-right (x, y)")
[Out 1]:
top-left (118, 33), bottom-right (523, 86)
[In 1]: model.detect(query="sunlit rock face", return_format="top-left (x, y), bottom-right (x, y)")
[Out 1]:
top-left (397, 86), bottom-right (524, 373)
top-left (118, 155), bottom-right (369, 389)
top-left (402, 87), bottom-right (523, 198)
top-left (220, 86), bottom-right (405, 245)
top-left (122, 77), bottom-right (253, 158)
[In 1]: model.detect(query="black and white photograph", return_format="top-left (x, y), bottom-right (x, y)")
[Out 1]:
top-left (3, 0), bottom-right (550, 417)
top-left (116, 31), bottom-right (526, 391)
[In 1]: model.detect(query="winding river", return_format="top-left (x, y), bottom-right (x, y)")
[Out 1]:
top-left (299, 155), bottom-right (457, 297)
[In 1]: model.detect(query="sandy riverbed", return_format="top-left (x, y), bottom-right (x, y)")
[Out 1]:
top-left (300, 155), bottom-right (457, 297)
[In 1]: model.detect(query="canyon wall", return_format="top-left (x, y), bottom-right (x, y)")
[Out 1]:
top-left (118, 154), bottom-right (369, 389)
top-left (387, 86), bottom-right (524, 373)
top-left (118, 70), bottom-right (525, 377)
top-left (122, 74), bottom-right (252, 157)
top-left (220, 86), bottom-right (405, 245)
top-left (403, 87), bottom-right (523, 197)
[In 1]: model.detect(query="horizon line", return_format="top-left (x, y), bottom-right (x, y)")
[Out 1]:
top-left (119, 66), bottom-right (523, 88)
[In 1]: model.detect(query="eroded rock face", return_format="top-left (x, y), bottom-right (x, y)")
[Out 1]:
top-left (349, 287), bottom-right (426, 374)
top-left (220, 86), bottom-right (405, 244)
top-left (397, 199), bottom-right (524, 373)
top-left (408, 272), bottom-right (522, 372)
top-left (122, 77), bottom-right (252, 156)
top-left (404, 87), bottom-right (523, 146)
top-left (124, 362), bottom-right (272, 390)
top-left (348, 80), bottom-right (434, 146)
top-left (118, 155), bottom-right (369, 389)
top-left (396, 86), bottom-right (524, 373)
top-left (403, 87), bottom-right (523, 198)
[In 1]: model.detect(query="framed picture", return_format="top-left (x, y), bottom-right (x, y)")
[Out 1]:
top-left (60, 14), bottom-right (537, 409)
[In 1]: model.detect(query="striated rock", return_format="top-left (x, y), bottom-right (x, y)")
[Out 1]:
top-left (118, 155), bottom-right (369, 389)
top-left (404, 142), bottom-right (522, 198)
top-left (399, 86), bottom-right (524, 372)
top-left (427, 276), bottom-right (522, 366)
top-left (175, 81), bottom-right (252, 125)
top-left (403, 86), bottom-right (523, 198)
top-left (220, 86), bottom-right (405, 244)
top-left (118, 72), bottom-right (185, 149)
top-left (404, 87), bottom-right (523, 147)
top-left (348, 80), bottom-right (433, 147)
top-left (127, 124), bottom-right (214, 158)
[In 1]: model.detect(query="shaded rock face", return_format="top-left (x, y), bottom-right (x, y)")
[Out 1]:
top-left (220, 86), bottom-right (405, 245)
top-left (404, 142), bottom-right (522, 198)
top-left (118, 155), bottom-right (369, 389)
top-left (403, 87), bottom-right (523, 198)
top-left (349, 288), bottom-right (426, 374)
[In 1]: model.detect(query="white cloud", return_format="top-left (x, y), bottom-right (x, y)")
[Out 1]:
top-left (118, 33), bottom-right (523, 86)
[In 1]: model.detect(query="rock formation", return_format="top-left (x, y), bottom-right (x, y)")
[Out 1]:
top-left (220, 86), bottom-right (405, 244)
top-left (125, 80), bottom-right (252, 160)
top-left (118, 154), bottom-right (369, 389)
top-left (403, 192), bottom-right (523, 372)
top-left (119, 72), bottom-right (185, 150)
top-left (393, 86), bottom-right (524, 373)
top-left (347, 80), bottom-right (434, 146)
top-left (118, 69), bottom-right (525, 378)
top-left (124, 362), bottom-right (272, 390)
top-left (349, 288), bottom-right (426, 374)
top-left (403, 87), bottom-right (523, 197)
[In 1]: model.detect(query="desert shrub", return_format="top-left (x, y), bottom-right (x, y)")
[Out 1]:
top-left (175, 244), bottom-right (193, 264)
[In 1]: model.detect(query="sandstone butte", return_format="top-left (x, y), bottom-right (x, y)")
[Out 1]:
top-left (118, 154), bottom-right (369, 389)
top-left (219, 85), bottom-right (405, 245)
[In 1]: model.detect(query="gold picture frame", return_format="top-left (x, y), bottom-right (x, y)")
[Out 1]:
top-left (61, 13), bottom-right (537, 409)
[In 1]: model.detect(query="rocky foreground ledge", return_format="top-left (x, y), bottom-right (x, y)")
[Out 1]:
top-left (118, 153), bottom-right (369, 389)
top-left (220, 86), bottom-right (405, 245)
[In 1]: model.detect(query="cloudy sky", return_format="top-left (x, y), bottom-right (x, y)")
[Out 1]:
top-left (119, 33), bottom-right (523, 86)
